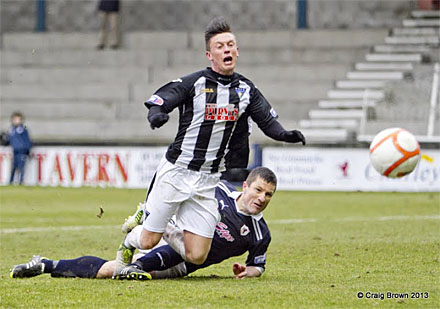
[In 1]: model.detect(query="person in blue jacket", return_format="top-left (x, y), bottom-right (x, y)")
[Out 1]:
top-left (7, 112), bottom-right (32, 185)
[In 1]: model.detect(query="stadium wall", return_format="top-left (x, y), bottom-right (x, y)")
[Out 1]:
top-left (1, 146), bottom-right (438, 192)
top-left (1, 0), bottom-right (415, 32)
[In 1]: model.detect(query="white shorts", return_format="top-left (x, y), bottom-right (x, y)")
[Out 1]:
top-left (142, 157), bottom-right (220, 238)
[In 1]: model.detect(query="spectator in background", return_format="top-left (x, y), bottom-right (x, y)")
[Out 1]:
top-left (97, 0), bottom-right (120, 49)
top-left (6, 112), bottom-right (32, 185)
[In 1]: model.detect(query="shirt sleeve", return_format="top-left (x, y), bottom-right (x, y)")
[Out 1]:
top-left (24, 129), bottom-right (32, 149)
top-left (144, 72), bottom-right (201, 113)
top-left (247, 85), bottom-right (279, 131)
top-left (245, 224), bottom-right (271, 270)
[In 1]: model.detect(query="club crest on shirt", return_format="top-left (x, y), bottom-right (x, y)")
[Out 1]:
top-left (147, 95), bottom-right (164, 106)
top-left (205, 104), bottom-right (238, 121)
top-left (240, 224), bottom-right (250, 236)
top-left (216, 222), bottom-right (235, 242)
top-left (235, 87), bottom-right (246, 99)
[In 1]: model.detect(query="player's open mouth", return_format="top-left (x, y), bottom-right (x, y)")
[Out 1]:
top-left (223, 56), bottom-right (233, 64)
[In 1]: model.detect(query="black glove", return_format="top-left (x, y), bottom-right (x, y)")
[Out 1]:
top-left (147, 106), bottom-right (169, 130)
top-left (282, 130), bottom-right (306, 145)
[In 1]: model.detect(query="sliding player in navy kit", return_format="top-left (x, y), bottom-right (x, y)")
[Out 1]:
top-left (114, 16), bottom-right (305, 276)
top-left (11, 167), bottom-right (276, 280)
top-left (120, 166), bottom-right (276, 280)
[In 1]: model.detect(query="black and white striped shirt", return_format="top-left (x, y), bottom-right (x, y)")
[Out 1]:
top-left (145, 67), bottom-right (278, 173)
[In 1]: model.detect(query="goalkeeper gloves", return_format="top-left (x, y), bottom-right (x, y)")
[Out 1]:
top-left (282, 130), bottom-right (306, 145)
top-left (148, 106), bottom-right (169, 130)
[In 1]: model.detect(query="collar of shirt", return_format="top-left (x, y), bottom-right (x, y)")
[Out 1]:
top-left (206, 67), bottom-right (236, 85)
top-left (228, 190), bottom-right (263, 221)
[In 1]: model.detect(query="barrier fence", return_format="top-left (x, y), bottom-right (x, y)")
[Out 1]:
top-left (1, 146), bottom-right (439, 192)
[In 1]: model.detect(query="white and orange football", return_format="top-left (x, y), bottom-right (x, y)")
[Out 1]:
top-left (369, 128), bottom-right (421, 178)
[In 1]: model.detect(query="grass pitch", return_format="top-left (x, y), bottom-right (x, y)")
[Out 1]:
top-left (0, 186), bottom-right (439, 308)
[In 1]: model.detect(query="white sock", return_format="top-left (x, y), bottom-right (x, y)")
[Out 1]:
top-left (163, 223), bottom-right (187, 260)
top-left (123, 225), bottom-right (143, 249)
top-left (152, 262), bottom-right (187, 279)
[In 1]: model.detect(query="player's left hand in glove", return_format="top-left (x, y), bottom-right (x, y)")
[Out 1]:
top-left (282, 130), bottom-right (306, 145)
top-left (148, 107), bottom-right (169, 130)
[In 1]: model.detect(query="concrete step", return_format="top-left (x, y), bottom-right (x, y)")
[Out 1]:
top-left (1, 83), bottom-right (130, 101)
top-left (0, 67), bottom-right (150, 84)
top-left (365, 53), bottom-right (425, 62)
top-left (299, 119), bottom-right (358, 129)
top-left (385, 36), bottom-right (439, 45)
top-left (402, 19), bottom-right (440, 27)
top-left (411, 10), bottom-right (440, 18)
top-left (327, 90), bottom-right (385, 100)
top-left (372, 44), bottom-right (431, 53)
top-left (5, 118), bottom-right (179, 143)
top-left (354, 62), bottom-right (413, 71)
top-left (233, 29), bottom-right (388, 49)
top-left (390, 27), bottom-right (439, 36)
top-left (335, 80), bottom-right (386, 89)
top-left (347, 71), bottom-right (411, 80)
top-left (253, 81), bottom-right (332, 102)
top-left (2, 32), bottom-right (190, 51)
top-left (298, 128), bottom-right (354, 143)
top-left (309, 109), bottom-right (365, 119)
top-left (0, 100), bottom-right (119, 120)
top-left (0, 50), bottom-right (169, 68)
top-left (318, 100), bottom-right (377, 109)
top-left (232, 64), bottom-right (349, 82)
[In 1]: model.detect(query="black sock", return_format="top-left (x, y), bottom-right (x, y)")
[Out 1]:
top-left (135, 245), bottom-right (183, 272)
top-left (41, 259), bottom-right (57, 273)
top-left (51, 256), bottom-right (107, 278)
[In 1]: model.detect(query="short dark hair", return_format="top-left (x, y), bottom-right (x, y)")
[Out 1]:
top-left (246, 167), bottom-right (277, 189)
top-left (204, 16), bottom-right (232, 51)
top-left (11, 112), bottom-right (23, 119)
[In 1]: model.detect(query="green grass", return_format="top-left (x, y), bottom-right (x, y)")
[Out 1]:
top-left (1, 186), bottom-right (439, 308)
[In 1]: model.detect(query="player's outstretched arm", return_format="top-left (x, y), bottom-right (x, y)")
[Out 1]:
top-left (232, 262), bottom-right (263, 279)
top-left (261, 120), bottom-right (306, 145)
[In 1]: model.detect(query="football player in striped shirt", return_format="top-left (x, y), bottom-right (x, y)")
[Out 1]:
top-left (114, 16), bottom-right (305, 276)
top-left (11, 167), bottom-right (276, 280)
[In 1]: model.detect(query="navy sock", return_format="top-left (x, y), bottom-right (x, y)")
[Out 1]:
top-left (135, 245), bottom-right (183, 272)
top-left (41, 259), bottom-right (56, 273)
top-left (51, 256), bottom-right (107, 278)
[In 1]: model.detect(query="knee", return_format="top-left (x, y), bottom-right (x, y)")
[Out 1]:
top-left (139, 237), bottom-right (156, 250)
top-left (139, 232), bottom-right (161, 250)
top-left (185, 251), bottom-right (208, 265)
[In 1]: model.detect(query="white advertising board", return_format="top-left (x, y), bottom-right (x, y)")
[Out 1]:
top-left (262, 147), bottom-right (440, 192)
top-left (0, 146), bottom-right (167, 188)
top-left (2, 146), bottom-right (439, 191)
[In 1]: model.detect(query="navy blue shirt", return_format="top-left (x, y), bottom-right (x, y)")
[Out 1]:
top-left (185, 180), bottom-right (271, 274)
top-left (8, 125), bottom-right (32, 154)
top-left (98, 0), bottom-right (119, 12)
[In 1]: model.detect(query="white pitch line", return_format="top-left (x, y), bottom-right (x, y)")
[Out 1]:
top-left (268, 215), bottom-right (440, 225)
top-left (1, 215), bottom-right (439, 234)
top-left (268, 218), bottom-right (318, 224)
top-left (0, 225), bottom-right (120, 234)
